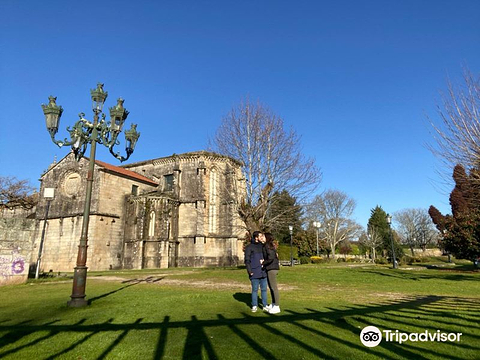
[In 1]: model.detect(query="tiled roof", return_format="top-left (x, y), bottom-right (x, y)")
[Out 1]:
top-left (95, 159), bottom-right (158, 186)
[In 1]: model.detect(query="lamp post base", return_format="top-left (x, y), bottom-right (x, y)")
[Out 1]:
top-left (67, 297), bottom-right (88, 308)
top-left (68, 265), bottom-right (88, 307)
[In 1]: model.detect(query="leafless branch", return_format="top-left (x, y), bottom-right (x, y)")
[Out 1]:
top-left (210, 98), bottom-right (321, 232)
top-left (306, 189), bottom-right (361, 259)
top-left (0, 176), bottom-right (38, 209)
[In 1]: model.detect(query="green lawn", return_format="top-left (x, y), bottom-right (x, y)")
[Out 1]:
top-left (0, 264), bottom-right (479, 359)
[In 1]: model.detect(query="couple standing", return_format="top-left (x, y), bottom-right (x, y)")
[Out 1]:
top-left (244, 231), bottom-right (280, 314)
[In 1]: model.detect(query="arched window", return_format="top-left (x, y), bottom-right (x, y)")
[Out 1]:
top-left (148, 210), bottom-right (155, 237)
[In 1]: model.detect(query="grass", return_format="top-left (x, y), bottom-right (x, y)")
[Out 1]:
top-left (0, 264), bottom-right (479, 359)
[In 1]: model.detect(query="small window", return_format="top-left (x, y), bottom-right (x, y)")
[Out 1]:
top-left (131, 185), bottom-right (138, 195)
top-left (164, 174), bottom-right (174, 191)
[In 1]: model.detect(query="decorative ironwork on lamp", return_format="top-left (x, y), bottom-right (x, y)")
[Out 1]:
top-left (41, 83), bottom-right (140, 162)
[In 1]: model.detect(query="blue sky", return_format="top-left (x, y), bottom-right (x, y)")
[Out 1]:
top-left (1, 0), bottom-right (479, 227)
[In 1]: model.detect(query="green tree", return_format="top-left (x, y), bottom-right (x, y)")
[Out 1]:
top-left (367, 206), bottom-right (390, 251)
top-left (292, 223), bottom-right (328, 257)
top-left (367, 206), bottom-right (403, 263)
top-left (265, 190), bottom-right (303, 243)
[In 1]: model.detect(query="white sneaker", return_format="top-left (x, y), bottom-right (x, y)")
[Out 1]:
top-left (268, 305), bottom-right (281, 314)
top-left (264, 304), bottom-right (273, 311)
top-left (251, 306), bottom-right (258, 313)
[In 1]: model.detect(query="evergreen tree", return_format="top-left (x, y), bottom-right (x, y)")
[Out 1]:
top-left (430, 164), bottom-right (480, 264)
top-left (367, 206), bottom-right (403, 262)
top-left (265, 190), bottom-right (303, 243)
top-left (367, 206), bottom-right (390, 251)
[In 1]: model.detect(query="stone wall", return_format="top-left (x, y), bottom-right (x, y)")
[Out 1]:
top-left (0, 206), bottom-right (36, 219)
top-left (0, 218), bottom-right (37, 286)
top-left (412, 248), bottom-right (443, 257)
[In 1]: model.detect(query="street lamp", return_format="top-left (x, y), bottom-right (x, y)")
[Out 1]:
top-left (386, 215), bottom-right (398, 269)
top-left (42, 83), bottom-right (140, 307)
top-left (313, 221), bottom-right (321, 257)
top-left (288, 225), bottom-right (294, 266)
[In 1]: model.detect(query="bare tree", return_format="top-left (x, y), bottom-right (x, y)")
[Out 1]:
top-left (211, 98), bottom-right (321, 233)
top-left (0, 176), bottom-right (37, 209)
top-left (416, 211), bottom-right (440, 252)
top-left (429, 69), bottom-right (480, 181)
top-left (359, 226), bottom-right (383, 262)
top-left (307, 189), bottom-right (361, 259)
top-left (394, 208), bottom-right (439, 255)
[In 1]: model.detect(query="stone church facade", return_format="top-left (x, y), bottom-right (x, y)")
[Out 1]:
top-left (34, 151), bottom-right (245, 272)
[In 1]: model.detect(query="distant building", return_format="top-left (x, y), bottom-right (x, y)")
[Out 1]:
top-left (34, 151), bottom-right (245, 272)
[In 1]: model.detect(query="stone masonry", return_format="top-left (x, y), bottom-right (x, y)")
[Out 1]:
top-left (31, 151), bottom-right (245, 273)
top-left (0, 218), bottom-right (37, 285)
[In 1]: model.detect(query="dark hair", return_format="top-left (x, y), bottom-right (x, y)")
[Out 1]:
top-left (252, 231), bottom-right (262, 243)
top-left (264, 232), bottom-right (276, 249)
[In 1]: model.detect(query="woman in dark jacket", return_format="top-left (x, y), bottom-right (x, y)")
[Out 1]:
top-left (263, 232), bottom-right (280, 314)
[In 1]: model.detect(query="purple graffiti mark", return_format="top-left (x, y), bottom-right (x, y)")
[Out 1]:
top-left (11, 259), bottom-right (24, 274)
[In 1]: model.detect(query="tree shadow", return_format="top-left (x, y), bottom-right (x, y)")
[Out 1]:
top-left (87, 283), bottom-right (139, 305)
top-left (0, 295), bottom-right (478, 359)
top-left (121, 276), bottom-right (165, 284)
top-left (359, 269), bottom-right (480, 282)
top-left (86, 276), bottom-right (165, 305)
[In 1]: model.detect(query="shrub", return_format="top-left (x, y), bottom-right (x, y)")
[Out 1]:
top-left (336, 258), bottom-right (346, 263)
top-left (299, 256), bottom-right (311, 264)
top-left (376, 257), bottom-right (388, 264)
top-left (277, 244), bottom-right (298, 261)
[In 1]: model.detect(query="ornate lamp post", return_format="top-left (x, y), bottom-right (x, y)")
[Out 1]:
top-left (42, 83), bottom-right (140, 307)
top-left (386, 215), bottom-right (398, 269)
top-left (313, 221), bottom-right (321, 257)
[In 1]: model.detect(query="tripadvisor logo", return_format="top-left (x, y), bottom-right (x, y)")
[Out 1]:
top-left (360, 326), bottom-right (382, 347)
top-left (360, 326), bottom-right (462, 347)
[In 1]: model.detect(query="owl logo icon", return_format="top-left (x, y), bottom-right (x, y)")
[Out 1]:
top-left (360, 326), bottom-right (382, 347)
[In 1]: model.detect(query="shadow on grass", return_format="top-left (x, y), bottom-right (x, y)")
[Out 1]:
top-left (86, 276), bottom-right (166, 305)
top-left (359, 269), bottom-right (479, 282)
top-left (87, 283), bottom-right (139, 305)
top-left (0, 296), bottom-right (478, 359)
top-left (233, 292), bottom-right (252, 307)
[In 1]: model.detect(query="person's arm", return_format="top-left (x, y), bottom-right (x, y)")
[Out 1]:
top-left (245, 246), bottom-right (253, 275)
top-left (263, 248), bottom-right (274, 267)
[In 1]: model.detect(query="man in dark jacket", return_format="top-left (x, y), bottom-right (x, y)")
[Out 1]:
top-left (244, 231), bottom-right (268, 312)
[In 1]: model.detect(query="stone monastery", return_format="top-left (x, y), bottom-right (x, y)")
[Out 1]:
top-left (35, 151), bottom-right (246, 272)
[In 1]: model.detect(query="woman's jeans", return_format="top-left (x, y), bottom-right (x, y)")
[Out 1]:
top-left (251, 277), bottom-right (268, 307)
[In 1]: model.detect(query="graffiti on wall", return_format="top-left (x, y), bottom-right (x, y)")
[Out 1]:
top-left (0, 247), bottom-right (26, 280)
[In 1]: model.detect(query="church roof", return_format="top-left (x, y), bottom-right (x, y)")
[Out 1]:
top-left (121, 150), bottom-right (243, 168)
top-left (95, 159), bottom-right (158, 186)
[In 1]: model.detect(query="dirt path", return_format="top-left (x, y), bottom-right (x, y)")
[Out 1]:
top-left (90, 274), bottom-right (298, 291)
